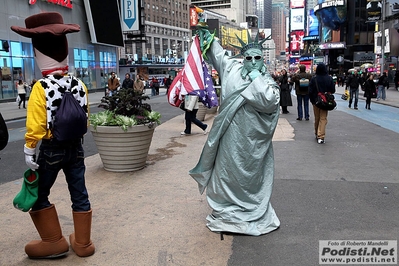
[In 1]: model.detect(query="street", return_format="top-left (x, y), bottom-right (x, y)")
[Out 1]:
top-left (230, 89), bottom-right (399, 265)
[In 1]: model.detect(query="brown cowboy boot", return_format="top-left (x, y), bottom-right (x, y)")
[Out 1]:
top-left (25, 204), bottom-right (69, 258)
top-left (69, 209), bottom-right (95, 257)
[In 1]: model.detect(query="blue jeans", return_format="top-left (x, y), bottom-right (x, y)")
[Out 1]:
top-left (349, 88), bottom-right (359, 108)
top-left (296, 94), bottom-right (310, 119)
top-left (377, 85), bottom-right (386, 100)
top-left (32, 139), bottom-right (90, 212)
top-left (184, 109), bottom-right (207, 134)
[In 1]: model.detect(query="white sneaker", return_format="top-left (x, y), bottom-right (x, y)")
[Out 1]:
top-left (317, 138), bottom-right (325, 144)
top-left (203, 125), bottom-right (208, 135)
top-left (180, 131), bottom-right (186, 135)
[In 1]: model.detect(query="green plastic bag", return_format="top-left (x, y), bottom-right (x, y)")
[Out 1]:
top-left (13, 169), bottom-right (39, 212)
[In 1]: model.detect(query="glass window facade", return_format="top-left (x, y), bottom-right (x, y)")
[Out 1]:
top-left (0, 41), bottom-right (35, 100)
top-left (1, 43), bottom-right (118, 100)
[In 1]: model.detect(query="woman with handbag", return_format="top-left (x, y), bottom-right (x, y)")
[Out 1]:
top-left (364, 74), bottom-right (377, 110)
top-left (16, 80), bottom-right (28, 109)
top-left (308, 63), bottom-right (336, 144)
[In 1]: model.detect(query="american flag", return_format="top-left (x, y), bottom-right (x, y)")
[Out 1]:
top-left (167, 35), bottom-right (219, 108)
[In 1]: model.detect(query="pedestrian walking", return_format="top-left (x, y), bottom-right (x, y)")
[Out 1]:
top-left (277, 69), bottom-right (293, 114)
top-left (308, 63), bottom-right (336, 144)
top-left (180, 95), bottom-right (208, 135)
top-left (291, 64), bottom-right (312, 120)
top-left (363, 74), bottom-right (377, 110)
top-left (150, 76), bottom-right (159, 96)
top-left (107, 72), bottom-right (120, 96)
top-left (133, 74), bottom-right (144, 94)
top-left (377, 72), bottom-right (387, 101)
top-left (16, 80), bottom-right (28, 109)
top-left (346, 70), bottom-right (361, 109)
top-left (164, 75), bottom-right (172, 95)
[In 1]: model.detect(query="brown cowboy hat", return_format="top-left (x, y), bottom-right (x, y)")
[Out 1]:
top-left (10, 12), bottom-right (80, 38)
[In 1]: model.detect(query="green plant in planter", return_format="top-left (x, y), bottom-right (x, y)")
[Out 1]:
top-left (89, 88), bottom-right (161, 131)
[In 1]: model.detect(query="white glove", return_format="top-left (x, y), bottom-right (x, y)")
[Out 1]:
top-left (24, 144), bottom-right (39, 171)
top-left (249, 70), bottom-right (261, 81)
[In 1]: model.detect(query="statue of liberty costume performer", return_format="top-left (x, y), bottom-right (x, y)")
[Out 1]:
top-left (189, 28), bottom-right (281, 236)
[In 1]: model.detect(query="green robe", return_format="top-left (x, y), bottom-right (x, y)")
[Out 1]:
top-left (189, 41), bottom-right (281, 236)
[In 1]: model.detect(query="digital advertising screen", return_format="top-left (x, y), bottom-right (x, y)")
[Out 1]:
top-left (290, 30), bottom-right (304, 52)
top-left (308, 9), bottom-right (320, 37)
top-left (291, 8), bottom-right (305, 31)
top-left (290, 0), bottom-right (305, 9)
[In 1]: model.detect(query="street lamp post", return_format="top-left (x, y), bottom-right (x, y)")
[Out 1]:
top-left (182, 35), bottom-right (190, 64)
top-left (380, 0), bottom-right (386, 75)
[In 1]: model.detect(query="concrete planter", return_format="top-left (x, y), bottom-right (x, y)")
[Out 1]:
top-left (89, 124), bottom-right (156, 172)
top-left (206, 105), bottom-right (218, 115)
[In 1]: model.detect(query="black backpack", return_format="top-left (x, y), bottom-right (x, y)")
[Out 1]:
top-left (52, 81), bottom-right (87, 142)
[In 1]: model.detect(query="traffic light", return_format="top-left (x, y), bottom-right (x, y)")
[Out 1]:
top-left (2, 40), bottom-right (9, 52)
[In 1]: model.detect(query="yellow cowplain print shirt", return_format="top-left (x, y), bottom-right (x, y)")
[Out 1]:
top-left (25, 76), bottom-right (89, 149)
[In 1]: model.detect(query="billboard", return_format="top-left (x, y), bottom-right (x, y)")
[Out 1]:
top-left (291, 8), bottom-right (305, 31)
top-left (290, 0), bottom-right (305, 9)
top-left (308, 9), bottom-right (319, 37)
top-left (314, 0), bottom-right (347, 31)
top-left (83, 0), bottom-right (124, 47)
top-left (366, 0), bottom-right (382, 22)
top-left (290, 30), bottom-right (304, 52)
top-left (314, 0), bottom-right (345, 12)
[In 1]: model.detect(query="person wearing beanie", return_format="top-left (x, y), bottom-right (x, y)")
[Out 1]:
top-left (11, 12), bottom-right (94, 259)
top-left (308, 63), bottom-right (336, 144)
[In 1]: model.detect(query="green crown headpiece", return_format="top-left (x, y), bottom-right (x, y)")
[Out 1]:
top-left (230, 30), bottom-right (271, 57)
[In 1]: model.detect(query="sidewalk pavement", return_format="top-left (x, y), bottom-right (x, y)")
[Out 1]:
top-left (0, 85), bottom-right (398, 265)
top-left (0, 87), bottom-right (295, 265)
top-left (334, 84), bottom-right (399, 109)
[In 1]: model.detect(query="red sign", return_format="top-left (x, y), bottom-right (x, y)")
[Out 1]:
top-left (290, 30), bottom-right (304, 52)
top-left (29, 0), bottom-right (73, 9)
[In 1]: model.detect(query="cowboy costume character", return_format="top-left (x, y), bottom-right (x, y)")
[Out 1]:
top-left (11, 12), bottom-right (95, 259)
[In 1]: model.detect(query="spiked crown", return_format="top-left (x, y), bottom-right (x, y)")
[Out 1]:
top-left (230, 30), bottom-right (271, 57)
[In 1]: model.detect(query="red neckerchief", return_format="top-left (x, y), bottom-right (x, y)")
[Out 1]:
top-left (41, 66), bottom-right (69, 77)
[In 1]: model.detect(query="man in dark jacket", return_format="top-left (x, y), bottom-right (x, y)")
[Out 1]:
top-left (377, 72), bottom-right (387, 100)
top-left (164, 75), bottom-right (172, 95)
top-left (346, 70), bottom-right (361, 109)
top-left (121, 73), bottom-right (133, 90)
top-left (292, 64), bottom-right (313, 120)
top-left (308, 63), bottom-right (335, 144)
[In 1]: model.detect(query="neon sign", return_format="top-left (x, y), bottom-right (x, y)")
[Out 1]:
top-left (29, 0), bottom-right (73, 9)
